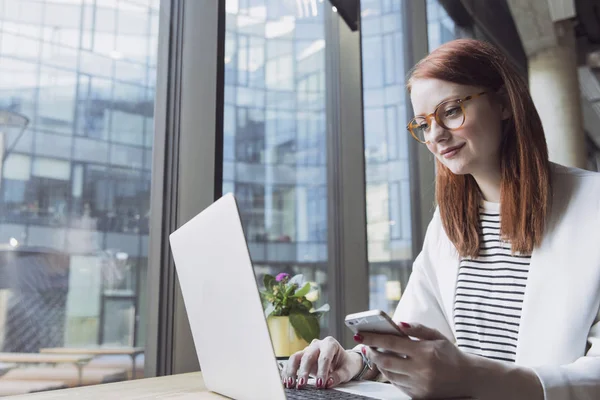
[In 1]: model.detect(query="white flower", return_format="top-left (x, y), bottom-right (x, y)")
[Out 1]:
top-left (305, 282), bottom-right (319, 302)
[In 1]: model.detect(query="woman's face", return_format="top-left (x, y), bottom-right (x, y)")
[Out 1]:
top-left (410, 78), bottom-right (509, 177)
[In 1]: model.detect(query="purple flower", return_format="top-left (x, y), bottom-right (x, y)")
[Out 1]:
top-left (275, 273), bottom-right (290, 282)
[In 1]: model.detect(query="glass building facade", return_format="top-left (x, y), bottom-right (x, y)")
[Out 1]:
top-left (0, 0), bottom-right (159, 355)
top-left (361, 0), bottom-right (456, 315)
top-left (223, 0), bottom-right (456, 327)
top-left (223, 0), bottom-right (330, 332)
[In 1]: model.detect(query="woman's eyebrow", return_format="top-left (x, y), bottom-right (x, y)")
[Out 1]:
top-left (414, 94), bottom-right (463, 117)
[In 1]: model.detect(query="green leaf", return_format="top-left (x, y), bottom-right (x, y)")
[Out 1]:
top-left (263, 274), bottom-right (275, 291)
top-left (259, 292), bottom-right (268, 308)
top-left (290, 300), bottom-right (309, 313)
top-left (285, 283), bottom-right (297, 296)
top-left (289, 274), bottom-right (305, 286)
top-left (289, 312), bottom-right (320, 343)
top-left (264, 303), bottom-right (275, 318)
top-left (291, 282), bottom-right (311, 298)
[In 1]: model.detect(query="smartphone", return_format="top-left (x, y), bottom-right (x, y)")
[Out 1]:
top-left (344, 309), bottom-right (405, 337)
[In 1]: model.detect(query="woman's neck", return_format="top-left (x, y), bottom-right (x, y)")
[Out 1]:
top-left (471, 167), bottom-right (502, 203)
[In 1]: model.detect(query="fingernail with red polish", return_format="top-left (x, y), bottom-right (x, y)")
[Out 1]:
top-left (288, 377), bottom-right (294, 387)
top-left (400, 322), bottom-right (411, 328)
top-left (327, 377), bottom-right (334, 388)
top-left (353, 334), bottom-right (363, 343)
top-left (298, 377), bottom-right (305, 387)
top-left (317, 378), bottom-right (323, 388)
top-left (361, 346), bottom-right (367, 355)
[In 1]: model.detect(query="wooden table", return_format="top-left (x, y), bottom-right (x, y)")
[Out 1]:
top-left (40, 347), bottom-right (144, 379)
top-left (8, 372), bottom-right (223, 399)
top-left (7, 372), bottom-right (434, 399)
top-left (0, 353), bottom-right (93, 386)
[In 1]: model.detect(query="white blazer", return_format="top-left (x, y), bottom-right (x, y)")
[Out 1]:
top-left (393, 163), bottom-right (600, 400)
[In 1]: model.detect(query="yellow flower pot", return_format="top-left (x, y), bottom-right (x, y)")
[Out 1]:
top-left (267, 316), bottom-right (309, 357)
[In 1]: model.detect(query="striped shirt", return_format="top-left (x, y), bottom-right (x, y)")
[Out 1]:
top-left (453, 201), bottom-right (531, 363)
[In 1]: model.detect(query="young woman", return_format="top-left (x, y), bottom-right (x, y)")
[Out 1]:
top-left (281, 38), bottom-right (600, 400)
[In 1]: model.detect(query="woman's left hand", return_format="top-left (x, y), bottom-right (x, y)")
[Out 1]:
top-left (358, 322), bottom-right (473, 399)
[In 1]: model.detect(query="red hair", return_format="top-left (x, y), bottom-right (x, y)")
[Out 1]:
top-left (408, 39), bottom-right (551, 258)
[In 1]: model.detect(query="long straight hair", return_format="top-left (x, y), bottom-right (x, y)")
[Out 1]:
top-left (408, 39), bottom-right (551, 258)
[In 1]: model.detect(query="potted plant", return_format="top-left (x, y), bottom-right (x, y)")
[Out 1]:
top-left (260, 272), bottom-right (329, 357)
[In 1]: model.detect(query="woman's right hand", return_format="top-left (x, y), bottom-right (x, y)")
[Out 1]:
top-left (281, 336), bottom-right (364, 389)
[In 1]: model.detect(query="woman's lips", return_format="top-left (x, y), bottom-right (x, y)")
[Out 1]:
top-left (441, 143), bottom-right (465, 159)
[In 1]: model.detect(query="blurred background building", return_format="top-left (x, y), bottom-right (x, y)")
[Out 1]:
top-left (0, 0), bottom-right (159, 351)
top-left (1, 0), bottom-right (600, 394)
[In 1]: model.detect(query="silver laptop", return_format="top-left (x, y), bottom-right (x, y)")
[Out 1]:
top-left (169, 193), bottom-right (410, 400)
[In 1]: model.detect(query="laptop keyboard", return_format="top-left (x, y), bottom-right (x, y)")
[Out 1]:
top-left (284, 386), bottom-right (376, 399)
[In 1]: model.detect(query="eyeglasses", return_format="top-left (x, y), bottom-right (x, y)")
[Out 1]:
top-left (407, 92), bottom-right (487, 144)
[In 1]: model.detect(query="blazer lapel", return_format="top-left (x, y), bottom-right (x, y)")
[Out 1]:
top-left (437, 250), bottom-right (460, 340)
top-left (514, 246), bottom-right (543, 366)
top-left (515, 232), bottom-right (585, 366)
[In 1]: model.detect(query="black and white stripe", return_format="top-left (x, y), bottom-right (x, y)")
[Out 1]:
top-left (454, 204), bottom-right (531, 363)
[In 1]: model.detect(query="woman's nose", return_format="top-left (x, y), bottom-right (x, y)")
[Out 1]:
top-left (428, 120), bottom-right (449, 143)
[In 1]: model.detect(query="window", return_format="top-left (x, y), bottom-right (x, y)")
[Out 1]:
top-left (362, 0), bottom-right (456, 315)
top-left (224, 0), bottom-right (330, 335)
top-left (427, 0), bottom-right (457, 51)
top-left (0, 0), bottom-right (159, 391)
